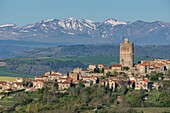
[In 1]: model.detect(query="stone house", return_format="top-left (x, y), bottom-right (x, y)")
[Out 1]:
top-left (104, 68), bottom-right (111, 75)
top-left (0, 81), bottom-right (9, 91)
top-left (80, 76), bottom-right (99, 84)
top-left (135, 79), bottom-right (152, 90)
top-left (32, 80), bottom-right (44, 89)
top-left (58, 78), bottom-right (73, 90)
top-left (87, 65), bottom-right (96, 72)
top-left (35, 76), bottom-right (48, 81)
top-left (69, 72), bottom-right (80, 82)
top-left (12, 82), bottom-right (24, 89)
top-left (72, 67), bottom-right (82, 73)
top-left (47, 74), bottom-right (64, 80)
top-left (98, 64), bottom-right (107, 70)
top-left (110, 64), bottom-right (122, 71)
top-left (83, 80), bottom-right (93, 87)
top-left (57, 78), bottom-right (67, 83)
top-left (101, 79), bottom-right (116, 91)
top-left (15, 78), bottom-right (23, 83)
top-left (136, 59), bottom-right (170, 75)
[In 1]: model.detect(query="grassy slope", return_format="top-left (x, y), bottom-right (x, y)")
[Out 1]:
top-left (0, 76), bottom-right (16, 82)
top-left (0, 70), bottom-right (29, 78)
top-left (134, 107), bottom-right (170, 113)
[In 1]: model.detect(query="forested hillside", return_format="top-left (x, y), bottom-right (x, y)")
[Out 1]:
top-left (17, 45), bottom-right (170, 59)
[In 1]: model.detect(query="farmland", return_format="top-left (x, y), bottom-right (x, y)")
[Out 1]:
top-left (0, 76), bottom-right (16, 82)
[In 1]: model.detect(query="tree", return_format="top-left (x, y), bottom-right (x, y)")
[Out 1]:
top-left (123, 66), bottom-right (130, 71)
top-left (68, 87), bottom-right (79, 97)
top-left (113, 70), bottom-right (118, 76)
top-left (78, 79), bottom-right (84, 88)
top-left (33, 103), bottom-right (39, 113)
top-left (43, 81), bottom-right (58, 103)
top-left (166, 69), bottom-right (170, 76)
top-left (15, 106), bottom-right (23, 113)
top-left (126, 91), bottom-right (144, 107)
top-left (94, 67), bottom-right (100, 73)
top-left (106, 71), bottom-right (112, 77)
top-left (99, 68), bottom-right (104, 73)
top-left (81, 91), bottom-right (90, 105)
top-left (16, 93), bottom-right (24, 105)
top-left (25, 104), bottom-right (31, 113)
top-left (89, 97), bottom-right (102, 109)
top-left (150, 73), bottom-right (163, 81)
top-left (102, 94), bottom-right (111, 104)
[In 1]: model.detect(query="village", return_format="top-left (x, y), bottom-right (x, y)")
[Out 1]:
top-left (0, 38), bottom-right (170, 96)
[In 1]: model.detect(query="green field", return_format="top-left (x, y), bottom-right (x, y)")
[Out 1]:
top-left (0, 76), bottom-right (16, 82)
top-left (0, 70), bottom-right (30, 78)
top-left (134, 107), bottom-right (170, 113)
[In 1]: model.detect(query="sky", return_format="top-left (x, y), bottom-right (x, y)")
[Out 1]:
top-left (0, 0), bottom-right (170, 26)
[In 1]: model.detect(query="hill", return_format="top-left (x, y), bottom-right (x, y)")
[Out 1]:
top-left (16, 45), bottom-right (170, 59)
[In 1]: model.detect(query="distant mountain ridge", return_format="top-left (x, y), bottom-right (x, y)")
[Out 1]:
top-left (0, 17), bottom-right (170, 45)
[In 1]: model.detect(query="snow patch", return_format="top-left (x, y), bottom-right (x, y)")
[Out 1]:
top-left (24, 24), bottom-right (35, 29)
top-left (104, 18), bottom-right (127, 26)
top-left (0, 24), bottom-right (16, 27)
top-left (42, 24), bottom-right (46, 27)
top-left (44, 19), bottom-right (55, 23)
top-left (149, 28), bottom-right (154, 32)
top-left (20, 30), bottom-right (29, 33)
top-left (67, 32), bottom-right (75, 35)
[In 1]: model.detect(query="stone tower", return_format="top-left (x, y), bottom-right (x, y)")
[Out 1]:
top-left (120, 38), bottom-right (134, 67)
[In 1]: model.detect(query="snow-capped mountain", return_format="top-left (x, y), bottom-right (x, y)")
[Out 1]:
top-left (58, 17), bottom-right (95, 30)
top-left (103, 18), bottom-right (128, 26)
top-left (0, 24), bottom-right (19, 31)
top-left (0, 24), bottom-right (17, 28)
top-left (0, 17), bottom-right (170, 45)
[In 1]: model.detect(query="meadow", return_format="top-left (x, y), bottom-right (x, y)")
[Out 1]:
top-left (0, 76), bottom-right (16, 82)
top-left (134, 107), bottom-right (170, 113)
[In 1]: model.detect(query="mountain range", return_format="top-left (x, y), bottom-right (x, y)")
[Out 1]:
top-left (0, 17), bottom-right (170, 45)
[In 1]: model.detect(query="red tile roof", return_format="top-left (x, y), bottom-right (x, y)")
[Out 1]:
top-left (111, 64), bottom-right (122, 67)
top-left (66, 78), bottom-right (73, 82)
top-left (130, 80), bottom-right (135, 83)
top-left (140, 64), bottom-right (153, 66)
top-left (32, 80), bottom-right (44, 82)
top-left (58, 81), bottom-right (70, 84)
top-left (58, 78), bottom-right (72, 84)
top-left (0, 81), bottom-right (7, 85)
top-left (49, 74), bottom-right (62, 76)
top-left (13, 82), bottom-right (23, 86)
top-left (35, 76), bottom-right (45, 78)
top-left (59, 78), bottom-right (67, 79)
